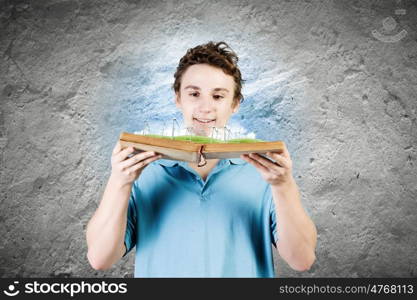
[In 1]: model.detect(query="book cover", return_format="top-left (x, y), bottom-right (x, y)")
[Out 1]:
top-left (119, 132), bottom-right (285, 167)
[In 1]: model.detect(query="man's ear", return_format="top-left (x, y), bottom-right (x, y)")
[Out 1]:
top-left (232, 99), bottom-right (240, 114)
top-left (175, 92), bottom-right (181, 109)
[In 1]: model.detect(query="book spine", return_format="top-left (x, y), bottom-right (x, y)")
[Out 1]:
top-left (197, 145), bottom-right (207, 167)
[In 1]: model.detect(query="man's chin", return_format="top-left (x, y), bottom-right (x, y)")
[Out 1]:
top-left (192, 127), bottom-right (211, 137)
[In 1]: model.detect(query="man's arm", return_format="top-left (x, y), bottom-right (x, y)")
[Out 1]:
top-left (240, 146), bottom-right (317, 272)
top-left (272, 177), bottom-right (317, 272)
top-left (86, 175), bottom-right (132, 270)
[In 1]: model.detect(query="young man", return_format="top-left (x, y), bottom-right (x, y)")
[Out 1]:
top-left (86, 41), bottom-right (317, 277)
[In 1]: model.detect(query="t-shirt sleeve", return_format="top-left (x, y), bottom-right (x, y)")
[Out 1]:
top-left (122, 181), bottom-right (138, 257)
top-left (269, 190), bottom-right (278, 248)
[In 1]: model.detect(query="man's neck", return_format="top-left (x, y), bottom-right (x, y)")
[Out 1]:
top-left (187, 159), bottom-right (221, 181)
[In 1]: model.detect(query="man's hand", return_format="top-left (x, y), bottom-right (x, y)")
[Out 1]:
top-left (240, 143), bottom-right (294, 188)
top-left (110, 141), bottom-right (162, 188)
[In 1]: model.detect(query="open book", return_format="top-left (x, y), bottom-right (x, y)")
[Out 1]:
top-left (119, 132), bottom-right (285, 167)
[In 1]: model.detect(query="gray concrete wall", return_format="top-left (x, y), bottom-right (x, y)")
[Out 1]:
top-left (0, 0), bottom-right (416, 277)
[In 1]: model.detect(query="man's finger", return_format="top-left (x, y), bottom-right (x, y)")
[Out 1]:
top-left (280, 143), bottom-right (290, 159)
top-left (114, 146), bottom-right (135, 163)
top-left (128, 154), bottom-right (162, 173)
top-left (241, 154), bottom-right (269, 173)
top-left (120, 151), bottom-right (157, 170)
top-left (266, 152), bottom-right (290, 169)
top-left (112, 141), bottom-right (122, 155)
top-left (248, 153), bottom-right (284, 172)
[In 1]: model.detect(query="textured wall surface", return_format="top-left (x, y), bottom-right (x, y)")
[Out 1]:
top-left (1, 0), bottom-right (416, 278)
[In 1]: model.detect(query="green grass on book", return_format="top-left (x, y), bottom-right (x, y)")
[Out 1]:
top-left (141, 134), bottom-right (265, 144)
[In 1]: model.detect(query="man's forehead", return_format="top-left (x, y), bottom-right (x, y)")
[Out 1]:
top-left (181, 65), bottom-right (235, 88)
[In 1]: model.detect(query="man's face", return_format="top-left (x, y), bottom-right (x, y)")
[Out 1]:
top-left (175, 63), bottom-right (239, 136)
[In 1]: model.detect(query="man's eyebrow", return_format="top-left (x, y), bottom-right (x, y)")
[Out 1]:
top-left (184, 85), bottom-right (229, 93)
top-left (213, 87), bottom-right (229, 93)
top-left (184, 85), bottom-right (201, 90)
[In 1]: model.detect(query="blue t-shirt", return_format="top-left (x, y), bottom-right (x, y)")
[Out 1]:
top-left (123, 157), bottom-right (278, 277)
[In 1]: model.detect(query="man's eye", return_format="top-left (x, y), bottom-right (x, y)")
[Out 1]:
top-left (190, 93), bottom-right (199, 97)
top-left (213, 95), bottom-right (224, 100)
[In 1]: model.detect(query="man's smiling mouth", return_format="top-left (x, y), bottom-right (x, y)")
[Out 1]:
top-left (193, 117), bottom-right (216, 124)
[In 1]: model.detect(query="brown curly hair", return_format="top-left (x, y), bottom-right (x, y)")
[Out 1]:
top-left (172, 41), bottom-right (245, 108)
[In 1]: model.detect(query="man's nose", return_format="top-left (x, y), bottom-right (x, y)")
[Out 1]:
top-left (198, 97), bottom-right (215, 112)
